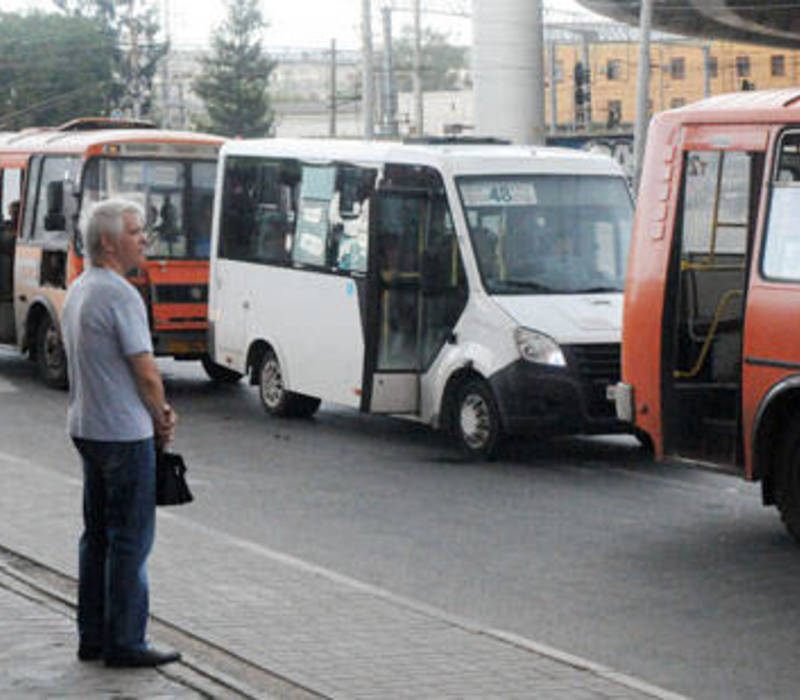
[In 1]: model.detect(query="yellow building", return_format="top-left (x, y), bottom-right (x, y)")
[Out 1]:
top-left (546, 39), bottom-right (800, 130)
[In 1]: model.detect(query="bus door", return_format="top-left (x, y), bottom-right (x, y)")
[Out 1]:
top-left (0, 164), bottom-right (22, 342)
top-left (364, 167), bottom-right (467, 414)
top-left (663, 125), bottom-right (766, 467)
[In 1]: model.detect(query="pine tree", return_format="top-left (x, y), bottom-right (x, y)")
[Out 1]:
top-left (192, 0), bottom-right (277, 137)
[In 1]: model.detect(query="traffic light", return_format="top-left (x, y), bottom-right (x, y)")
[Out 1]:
top-left (574, 61), bottom-right (592, 126)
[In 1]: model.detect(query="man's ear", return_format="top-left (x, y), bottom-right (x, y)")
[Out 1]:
top-left (99, 232), bottom-right (117, 256)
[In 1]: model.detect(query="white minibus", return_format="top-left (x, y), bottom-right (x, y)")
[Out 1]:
top-left (208, 138), bottom-right (633, 457)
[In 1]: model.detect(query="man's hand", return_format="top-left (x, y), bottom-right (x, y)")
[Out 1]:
top-left (156, 403), bottom-right (178, 448)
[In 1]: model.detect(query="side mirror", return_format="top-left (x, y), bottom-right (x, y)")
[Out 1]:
top-left (44, 181), bottom-right (66, 231)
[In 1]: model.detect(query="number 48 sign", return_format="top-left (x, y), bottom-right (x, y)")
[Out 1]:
top-left (461, 181), bottom-right (538, 207)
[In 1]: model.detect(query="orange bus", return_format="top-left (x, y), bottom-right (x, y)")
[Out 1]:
top-left (0, 118), bottom-right (238, 387)
top-left (610, 89), bottom-right (800, 540)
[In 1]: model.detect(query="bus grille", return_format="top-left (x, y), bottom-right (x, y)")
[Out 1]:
top-left (564, 343), bottom-right (621, 419)
top-left (153, 284), bottom-right (208, 304)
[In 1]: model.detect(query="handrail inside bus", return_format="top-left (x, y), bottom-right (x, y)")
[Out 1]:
top-left (674, 288), bottom-right (744, 380)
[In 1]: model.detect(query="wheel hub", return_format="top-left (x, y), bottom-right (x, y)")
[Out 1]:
top-left (460, 393), bottom-right (490, 449)
top-left (260, 359), bottom-right (284, 407)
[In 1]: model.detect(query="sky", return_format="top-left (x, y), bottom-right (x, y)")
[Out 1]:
top-left (0, 0), bottom-right (600, 50)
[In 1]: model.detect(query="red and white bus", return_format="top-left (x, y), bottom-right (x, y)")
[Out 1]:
top-left (0, 118), bottom-right (237, 387)
top-left (610, 89), bottom-right (800, 540)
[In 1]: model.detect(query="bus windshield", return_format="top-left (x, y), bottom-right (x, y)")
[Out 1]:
top-left (82, 157), bottom-right (217, 260)
top-left (457, 174), bottom-right (633, 294)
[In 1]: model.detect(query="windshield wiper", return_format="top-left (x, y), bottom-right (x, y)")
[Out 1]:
top-left (570, 286), bottom-right (621, 294)
top-left (501, 278), bottom-right (555, 292)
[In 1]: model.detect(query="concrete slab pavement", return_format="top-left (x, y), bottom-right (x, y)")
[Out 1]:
top-left (0, 448), bottom-right (689, 699)
top-left (0, 570), bottom-right (201, 699)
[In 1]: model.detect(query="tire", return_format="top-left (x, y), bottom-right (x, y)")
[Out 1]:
top-left (775, 429), bottom-right (800, 543)
top-left (634, 428), bottom-right (655, 456)
top-left (257, 349), bottom-right (320, 418)
top-left (201, 354), bottom-right (243, 383)
top-left (453, 378), bottom-right (503, 460)
top-left (36, 315), bottom-right (68, 390)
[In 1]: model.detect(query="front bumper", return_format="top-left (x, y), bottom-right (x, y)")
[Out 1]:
top-left (488, 345), bottom-right (627, 437)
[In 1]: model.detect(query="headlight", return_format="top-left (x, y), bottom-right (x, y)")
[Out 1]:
top-left (514, 327), bottom-right (566, 366)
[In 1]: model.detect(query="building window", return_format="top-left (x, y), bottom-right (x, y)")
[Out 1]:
top-left (670, 57), bottom-right (685, 80)
top-left (708, 56), bottom-right (718, 78)
top-left (606, 59), bottom-right (622, 80)
top-left (772, 55), bottom-right (786, 77)
top-left (736, 56), bottom-right (750, 77)
top-left (670, 97), bottom-right (686, 109)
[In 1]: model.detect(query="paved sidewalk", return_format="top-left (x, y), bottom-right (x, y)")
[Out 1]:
top-left (0, 573), bottom-right (199, 698)
top-left (0, 450), bottom-right (687, 700)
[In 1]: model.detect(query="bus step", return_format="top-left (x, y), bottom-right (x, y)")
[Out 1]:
top-left (702, 417), bottom-right (738, 463)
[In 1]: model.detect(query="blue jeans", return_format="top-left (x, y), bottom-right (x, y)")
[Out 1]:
top-left (73, 437), bottom-right (156, 653)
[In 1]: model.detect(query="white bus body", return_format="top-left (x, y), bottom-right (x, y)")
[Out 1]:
top-left (208, 139), bottom-right (633, 457)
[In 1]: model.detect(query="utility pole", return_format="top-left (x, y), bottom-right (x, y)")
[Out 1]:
top-left (531, 0), bottom-right (545, 144)
top-left (129, 0), bottom-right (141, 119)
top-left (329, 38), bottom-right (337, 137)
top-left (412, 0), bottom-right (423, 136)
top-left (633, 0), bottom-right (654, 192)
top-left (702, 44), bottom-right (712, 98)
top-left (362, 0), bottom-right (375, 140)
top-left (549, 41), bottom-right (558, 135)
top-left (161, 0), bottom-right (171, 127)
top-left (380, 7), bottom-right (398, 136)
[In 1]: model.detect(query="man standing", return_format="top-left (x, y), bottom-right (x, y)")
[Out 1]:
top-left (62, 199), bottom-right (179, 668)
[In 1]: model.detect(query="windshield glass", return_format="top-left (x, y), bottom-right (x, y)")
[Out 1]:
top-left (82, 158), bottom-right (217, 260)
top-left (458, 174), bottom-right (633, 294)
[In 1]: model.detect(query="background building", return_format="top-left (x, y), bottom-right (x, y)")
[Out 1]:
top-left (153, 36), bottom-right (800, 138)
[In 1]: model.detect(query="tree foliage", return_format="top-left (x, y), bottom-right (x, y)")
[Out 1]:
top-left (0, 11), bottom-right (116, 128)
top-left (192, 0), bottom-right (277, 138)
top-left (54, 0), bottom-right (168, 119)
top-left (393, 27), bottom-right (469, 93)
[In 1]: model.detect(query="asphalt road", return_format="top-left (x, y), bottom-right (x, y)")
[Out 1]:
top-left (2, 349), bottom-right (799, 700)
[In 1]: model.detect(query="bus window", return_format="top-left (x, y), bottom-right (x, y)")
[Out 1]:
top-left (458, 175), bottom-right (632, 295)
top-left (32, 156), bottom-right (80, 242)
top-left (763, 134), bottom-right (800, 281)
top-left (82, 157), bottom-right (214, 260)
top-left (219, 157), bottom-right (296, 265)
top-left (189, 162), bottom-right (216, 258)
top-left (1, 168), bottom-right (21, 233)
top-left (292, 164), bottom-right (336, 267)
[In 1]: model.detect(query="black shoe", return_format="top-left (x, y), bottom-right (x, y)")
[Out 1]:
top-left (105, 647), bottom-right (181, 668)
top-left (77, 645), bottom-right (103, 661)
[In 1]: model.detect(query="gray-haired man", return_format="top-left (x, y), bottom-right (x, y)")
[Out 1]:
top-left (62, 198), bottom-right (179, 667)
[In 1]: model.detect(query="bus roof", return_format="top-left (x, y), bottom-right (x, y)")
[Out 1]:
top-left (662, 88), bottom-right (800, 124)
top-left (0, 127), bottom-right (224, 155)
top-left (220, 138), bottom-right (626, 178)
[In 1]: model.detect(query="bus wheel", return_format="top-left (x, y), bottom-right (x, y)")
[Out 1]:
top-left (454, 378), bottom-right (503, 460)
top-left (201, 354), bottom-right (243, 383)
top-left (258, 349), bottom-right (292, 416)
top-left (257, 349), bottom-right (320, 418)
top-left (36, 315), bottom-right (68, 390)
top-left (776, 430), bottom-right (800, 543)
